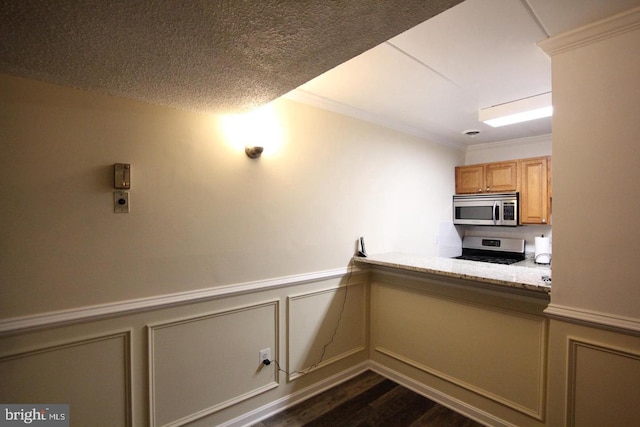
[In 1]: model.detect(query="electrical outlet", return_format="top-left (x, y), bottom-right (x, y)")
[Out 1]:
top-left (259, 348), bottom-right (271, 364)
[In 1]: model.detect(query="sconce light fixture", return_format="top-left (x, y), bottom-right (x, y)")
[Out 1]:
top-left (245, 146), bottom-right (264, 159)
top-left (220, 103), bottom-right (283, 159)
top-left (479, 92), bottom-right (552, 127)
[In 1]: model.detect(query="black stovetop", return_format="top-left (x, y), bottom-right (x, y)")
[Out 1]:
top-left (455, 254), bottom-right (522, 265)
top-left (454, 247), bottom-right (525, 265)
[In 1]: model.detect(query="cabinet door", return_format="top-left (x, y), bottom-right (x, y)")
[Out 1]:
top-left (455, 165), bottom-right (485, 194)
top-left (485, 161), bottom-right (518, 193)
top-left (520, 157), bottom-right (550, 224)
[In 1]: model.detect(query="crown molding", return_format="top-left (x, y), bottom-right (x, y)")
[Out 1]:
top-left (538, 6), bottom-right (640, 56)
top-left (283, 89), bottom-right (466, 151)
top-left (465, 133), bottom-right (552, 152)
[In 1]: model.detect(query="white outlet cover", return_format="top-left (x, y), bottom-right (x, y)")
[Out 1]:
top-left (259, 348), bottom-right (271, 364)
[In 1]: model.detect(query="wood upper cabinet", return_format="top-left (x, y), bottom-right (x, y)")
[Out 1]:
top-left (519, 156), bottom-right (551, 225)
top-left (455, 156), bottom-right (552, 225)
top-left (455, 161), bottom-right (517, 194)
top-left (455, 164), bottom-right (484, 194)
top-left (486, 161), bottom-right (518, 193)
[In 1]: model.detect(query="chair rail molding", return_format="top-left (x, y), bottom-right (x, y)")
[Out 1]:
top-left (545, 303), bottom-right (640, 336)
top-left (0, 266), bottom-right (362, 336)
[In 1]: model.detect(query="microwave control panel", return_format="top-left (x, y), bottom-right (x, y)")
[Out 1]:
top-left (503, 202), bottom-right (516, 220)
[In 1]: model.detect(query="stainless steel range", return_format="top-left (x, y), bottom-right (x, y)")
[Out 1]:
top-left (455, 236), bottom-right (525, 265)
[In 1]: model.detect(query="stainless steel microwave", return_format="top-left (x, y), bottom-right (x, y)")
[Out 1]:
top-left (453, 193), bottom-right (519, 226)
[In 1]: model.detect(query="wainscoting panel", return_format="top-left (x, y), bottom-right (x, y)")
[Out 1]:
top-left (0, 268), bottom-right (366, 427)
top-left (546, 317), bottom-right (640, 427)
top-left (371, 281), bottom-right (547, 420)
top-left (287, 281), bottom-right (366, 380)
top-left (567, 339), bottom-right (640, 427)
top-left (148, 301), bottom-right (279, 427)
top-left (0, 331), bottom-right (132, 426)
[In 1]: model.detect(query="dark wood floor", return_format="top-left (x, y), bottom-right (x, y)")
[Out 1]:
top-left (255, 370), bottom-right (485, 427)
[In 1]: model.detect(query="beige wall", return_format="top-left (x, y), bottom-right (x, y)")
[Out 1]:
top-left (539, 8), bottom-right (640, 427)
top-left (0, 74), bottom-right (463, 319)
top-left (540, 8), bottom-right (640, 321)
top-left (0, 73), bottom-right (461, 426)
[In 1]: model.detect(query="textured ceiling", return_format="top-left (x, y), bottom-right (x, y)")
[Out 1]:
top-left (0, 0), bottom-right (464, 113)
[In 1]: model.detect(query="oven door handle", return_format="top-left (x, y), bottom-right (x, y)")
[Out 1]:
top-left (493, 201), bottom-right (498, 225)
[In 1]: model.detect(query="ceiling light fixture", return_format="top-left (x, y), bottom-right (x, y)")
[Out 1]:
top-left (479, 93), bottom-right (552, 127)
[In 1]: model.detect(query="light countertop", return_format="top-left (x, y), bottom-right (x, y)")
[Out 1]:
top-left (354, 252), bottom-right (551, 294)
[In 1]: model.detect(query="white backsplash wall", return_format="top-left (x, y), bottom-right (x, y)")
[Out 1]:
top-left (436, 221), bottom-right (463, 257)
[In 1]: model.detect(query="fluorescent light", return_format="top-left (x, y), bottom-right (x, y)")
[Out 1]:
top-left (479, 93), bottom-right (552, 127)
top-left (483, 106), bottom-right (553, 127)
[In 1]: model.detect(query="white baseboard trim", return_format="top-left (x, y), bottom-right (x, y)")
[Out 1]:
top-left (369, 362), bottom-right (517, 427)
top-left (219, 361), bottom-right (371, 427)
top-left (0, 266), bottom-right (363, 336)
top-left (545, 304), bottom-right (640, 335)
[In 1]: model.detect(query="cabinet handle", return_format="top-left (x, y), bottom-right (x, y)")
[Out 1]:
top-left (486, 186), bottom-right (490, 192)
top-left (478, 189), bottom-right (483, 193)
top-left (542, 218), bottom-right (547, 223)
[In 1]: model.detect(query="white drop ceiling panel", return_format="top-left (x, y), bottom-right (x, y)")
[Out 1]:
top-left (390, 0), bottom-right (549, 94)
top-left (299, 43), bottom-right (462, 127)
top-left (289, 0), bottom-right (638, 147)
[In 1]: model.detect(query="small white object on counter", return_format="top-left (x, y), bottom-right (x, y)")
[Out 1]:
top-left (534, 236), bottom-right (551, 264)
top-left (354, 252), bottom-right (551, 294)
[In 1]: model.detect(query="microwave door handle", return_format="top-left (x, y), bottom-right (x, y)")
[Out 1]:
top-left (493, 201), bottom-right (498, 225)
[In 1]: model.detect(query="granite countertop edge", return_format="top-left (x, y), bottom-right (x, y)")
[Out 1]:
top-left (353, 252), bottom-right (551, 294)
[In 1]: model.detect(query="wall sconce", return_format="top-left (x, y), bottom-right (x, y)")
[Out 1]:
top-left (479, 92), bottom-right (552, 127)
top-left (220, 103), bottom-right (283, 159)
top-left (245, 146), bottom-right (264, 159)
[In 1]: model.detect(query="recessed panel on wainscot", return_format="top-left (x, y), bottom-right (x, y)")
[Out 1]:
top-left (371, 282), bottom-right (547, 420)
top-left (0, 332), bottom-right (132, 426)
top-left (287, 282), bottom-right (366, 380)
top-left (148, 301), bottom-right (278, 427)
